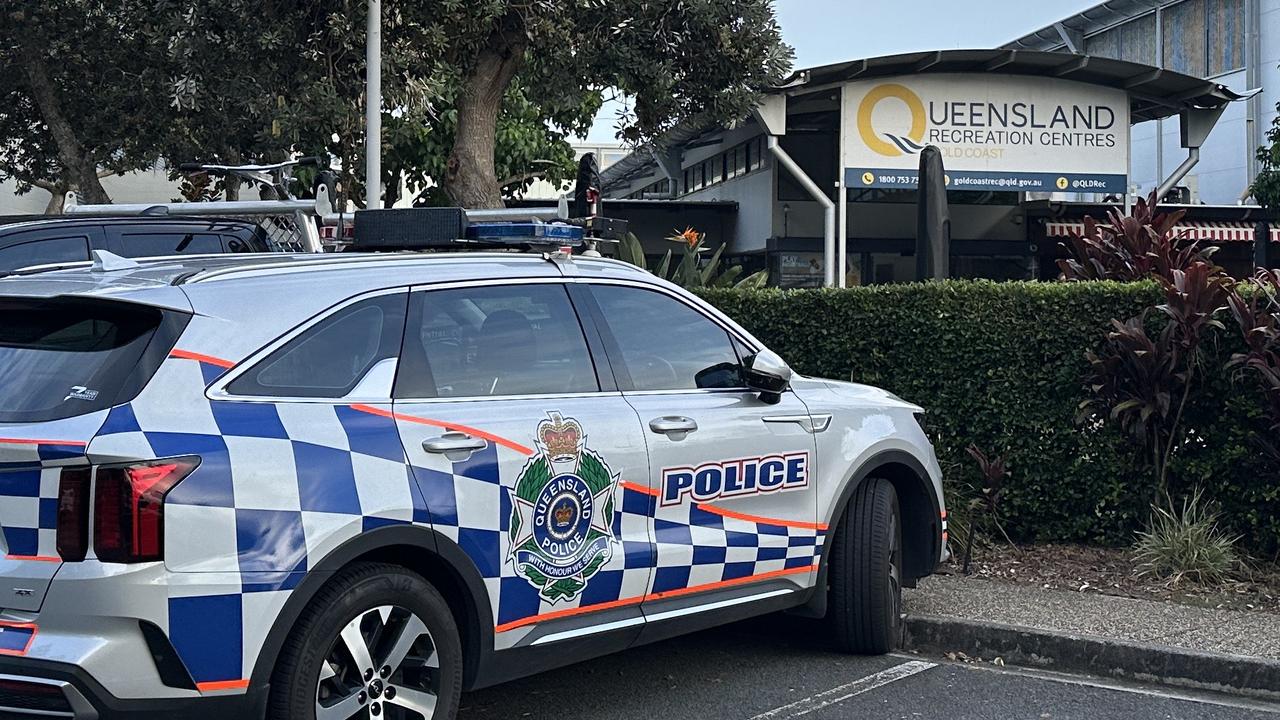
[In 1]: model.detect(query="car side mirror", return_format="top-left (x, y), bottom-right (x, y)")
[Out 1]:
top-left (743, 349), bottom-right (792, 405)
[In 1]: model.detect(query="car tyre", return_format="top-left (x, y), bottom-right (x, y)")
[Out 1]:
top-left (828, 477), bottom-right (903, 654)
top-left (269, 562), bottom-right (462, 720)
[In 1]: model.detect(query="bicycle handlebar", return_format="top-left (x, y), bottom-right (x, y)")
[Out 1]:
top-left (177, 156), bottom-right (328, 175)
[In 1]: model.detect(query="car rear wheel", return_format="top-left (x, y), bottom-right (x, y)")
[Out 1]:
top-left (828, 477), bottom-right (903, 654)
top-left (270, 563), bottom-right (462, 720)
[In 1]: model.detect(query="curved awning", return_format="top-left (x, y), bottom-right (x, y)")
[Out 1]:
top-left (781, 49), bottom-right (1252, 123)
top-left (1045, 220), bottom-right (1278, 243)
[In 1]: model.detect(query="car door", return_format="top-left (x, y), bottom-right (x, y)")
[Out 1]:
top-left (0, 226), bottom-right (97, 272)
top-left (392, 280), bottom-right (654, 651)
top-left (580, 281), bottom-right (821, 622)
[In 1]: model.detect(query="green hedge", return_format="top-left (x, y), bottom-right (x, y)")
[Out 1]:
top-left (697, 281), bottom-right (1280, 551)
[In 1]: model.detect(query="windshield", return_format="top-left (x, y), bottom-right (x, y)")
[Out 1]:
top-left (0, 298), bottom-right (167, 423)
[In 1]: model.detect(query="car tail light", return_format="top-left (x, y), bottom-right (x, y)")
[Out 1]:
top-left (94, 458), bottom-right (199, 563)
top-left (56, 468), bottom-right (92, 562)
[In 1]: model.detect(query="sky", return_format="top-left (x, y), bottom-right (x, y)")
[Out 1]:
top-left (581, 0), bottom-right (1102, 142)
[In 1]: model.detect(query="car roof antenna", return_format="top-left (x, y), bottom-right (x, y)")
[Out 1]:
top-left (91, 249), bottom-right (142, 273)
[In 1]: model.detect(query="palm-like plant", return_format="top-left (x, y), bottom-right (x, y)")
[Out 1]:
top-left (615, 229), bottom-right (768, 289)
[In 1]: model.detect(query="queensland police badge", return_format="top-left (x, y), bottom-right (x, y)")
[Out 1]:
top-left (507, 412), bottom-right (619, 603)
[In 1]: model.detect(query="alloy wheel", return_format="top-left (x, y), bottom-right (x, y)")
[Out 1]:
top-left (315, 605), bottom-right (441, 720)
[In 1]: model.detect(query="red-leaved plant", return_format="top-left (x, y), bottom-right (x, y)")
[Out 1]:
top-left (1226, 269), bottom-right (1280, 456)
top-left (1080, 260), bottom-right (1230, 501)
top-left (960, 444), bottom-right (1009, 574)
top-left (1058, 192), bottom-right (1216, 283)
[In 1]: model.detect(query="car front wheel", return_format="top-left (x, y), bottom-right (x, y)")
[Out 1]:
top-left (828, 477), bottom-right (903, 654)
top-left (270, 563), bottom-right (463, 720)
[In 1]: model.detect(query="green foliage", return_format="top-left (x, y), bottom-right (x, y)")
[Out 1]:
top-left (1134, 489), bottom-right (1241, 585)
top-left (696, 281), bottom-right (1280, 552)
top-left (0, 2), bottom-right (172, 205)
top-left (617, 230), bottom-right (767, 289)
top-left (6, 0), bottom-right (790, 210)
top-left (1253, 110), bottom-right (1280, 210)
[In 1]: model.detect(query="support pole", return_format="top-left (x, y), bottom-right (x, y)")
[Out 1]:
top-left (1155, 147), bottom-right (1200, 203)
top-left (836, 180), bottom-right (848, 287)
top-left (768, 136), bottom-right (836, 287)
top-left (366, 0), bottom-right (382, 208)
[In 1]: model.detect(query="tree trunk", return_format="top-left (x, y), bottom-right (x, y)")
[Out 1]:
top-left (43, 184), bottom-right (69, 214)
top-left (20, 48), bottom-right (112, 205)
top-left (443, 21), bottom-right (526, 209)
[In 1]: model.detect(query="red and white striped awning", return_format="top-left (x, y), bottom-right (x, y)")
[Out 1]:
top-left (1044, 220), bottom-right (1280, 243)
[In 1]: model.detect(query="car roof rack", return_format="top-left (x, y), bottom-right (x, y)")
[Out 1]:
top-left (343, 154), bottom-right (626, 254)
top-left (344, 204), bottom-right (627, 255)
top-left (57, 154), bottom-right (626, 257)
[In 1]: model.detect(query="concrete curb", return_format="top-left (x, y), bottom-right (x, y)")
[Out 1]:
top-left (904, 614), bottom-right (1280, 702)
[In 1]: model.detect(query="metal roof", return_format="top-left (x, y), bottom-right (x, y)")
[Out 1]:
top-left (1003, 0), bottom-right (1159, 52)
top-left (602, 48), bottom-right (1249, 193)
top-left (782, 49), bottom-right (1249, 123)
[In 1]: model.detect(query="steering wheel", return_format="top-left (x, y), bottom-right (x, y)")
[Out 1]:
top-left (628, 353), bottom-right (679, 388)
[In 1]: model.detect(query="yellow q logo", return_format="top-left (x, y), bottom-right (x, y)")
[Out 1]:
top-left (857, 83), bottom-right (927, 157)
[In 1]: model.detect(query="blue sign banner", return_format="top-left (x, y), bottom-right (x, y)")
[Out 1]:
top-left (845, 168), bottom-right (1127, 193)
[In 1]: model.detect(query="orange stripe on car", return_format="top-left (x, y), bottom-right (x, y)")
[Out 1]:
top-left (0, 438), bottom-right (87, 448)
top-left (694, 505), bottom-right (828, 531)
top-left (347, 405), bottom-right (535, 456)
top-left (0, 621), bottom-right (38, 656)
top-left (620, 481), bottom-right (825, 530)
top-left (169, 349), bottom-right (235, 368)
top-left (196, 679), bottom-right (250, 693)
top-left (620, 480), bottom-right (658, 496)
top-left (494, 564), bottom-right (818, 633)
top-left (4, 555), bottom-right (60, 563)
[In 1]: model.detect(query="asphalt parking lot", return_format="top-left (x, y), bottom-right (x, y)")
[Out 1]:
top-left (459, 613), bottom-right (1280, 720)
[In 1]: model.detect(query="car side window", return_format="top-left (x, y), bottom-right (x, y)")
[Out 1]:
top-left (0, 237), bottom-right (91, 272)
top-left (397, 284), bottom-right (599, 398)
top-left (227, 293), bottom-right (407, 398)
top-left (589, 284), bottom-right (744, 391)
top-left (114, 232), bottom-right (225, 257)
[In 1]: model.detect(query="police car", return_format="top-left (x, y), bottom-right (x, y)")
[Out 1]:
top-left (0, 245), bottom-right (945, 719)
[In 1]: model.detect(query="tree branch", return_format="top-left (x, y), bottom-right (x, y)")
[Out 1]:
top-left (0, 164), bottom-right (61, 192)
top-left (500, 169), bottom-right (549, 187)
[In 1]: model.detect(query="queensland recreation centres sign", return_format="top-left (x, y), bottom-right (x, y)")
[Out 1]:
top-left (841, 74), bottom-right (1130, 193)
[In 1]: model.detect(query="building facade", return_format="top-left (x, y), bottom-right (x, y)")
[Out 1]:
top-left (598, 1), bottom-right (1276, 286)
top-left (1005, 0), bottom-right (1265, 205)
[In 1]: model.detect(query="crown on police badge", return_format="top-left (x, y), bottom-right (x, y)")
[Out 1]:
top-left (553, 500), bottom-right (575, 526)
top-left (538, 412), bottom-right (582, 460)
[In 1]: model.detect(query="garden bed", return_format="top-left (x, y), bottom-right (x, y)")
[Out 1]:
top-left (943, 543), bottom-right (1280, 614)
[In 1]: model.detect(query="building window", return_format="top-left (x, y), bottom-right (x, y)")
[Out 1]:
top-left (1088, 14), bottom-right (1158, 66)
top-left (1163, 0), bottom-right (1208, 76)
top-left (750, 137), bottom-right (765, 171)
top-left (1207, 0), bottom-right (1244, 75)
top-left (732, 144), bottom-right (747, 178)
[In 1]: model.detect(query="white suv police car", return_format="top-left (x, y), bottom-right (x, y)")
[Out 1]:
top-left (0, 250), bottom-right (945, 719)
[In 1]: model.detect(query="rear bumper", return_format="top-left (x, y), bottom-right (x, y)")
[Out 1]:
top-left (0, 657), bottom-right (266, 720)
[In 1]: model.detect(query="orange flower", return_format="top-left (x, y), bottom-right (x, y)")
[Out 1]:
top-left (672, 226), bottom-right (700, 247)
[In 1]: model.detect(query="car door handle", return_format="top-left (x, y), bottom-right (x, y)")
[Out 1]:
top-left (422, 432), bottom-right (488, 462)
top-left (649, 416), bottom-right (698, 441)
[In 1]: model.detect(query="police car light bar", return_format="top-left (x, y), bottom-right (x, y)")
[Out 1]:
top-left (348, 207), bottom-right (624, 252)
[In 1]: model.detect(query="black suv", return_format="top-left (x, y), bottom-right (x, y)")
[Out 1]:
top-left (0, 217), bottom-right (271, 273)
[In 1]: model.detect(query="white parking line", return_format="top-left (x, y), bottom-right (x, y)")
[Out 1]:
top-left (748, 660), bottom-right (938, 719)
top-left (949, 659), bottom-right (1280, 715)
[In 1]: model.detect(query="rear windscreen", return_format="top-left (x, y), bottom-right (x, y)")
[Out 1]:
top-left (0, 298), bottom-right (168, 423)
